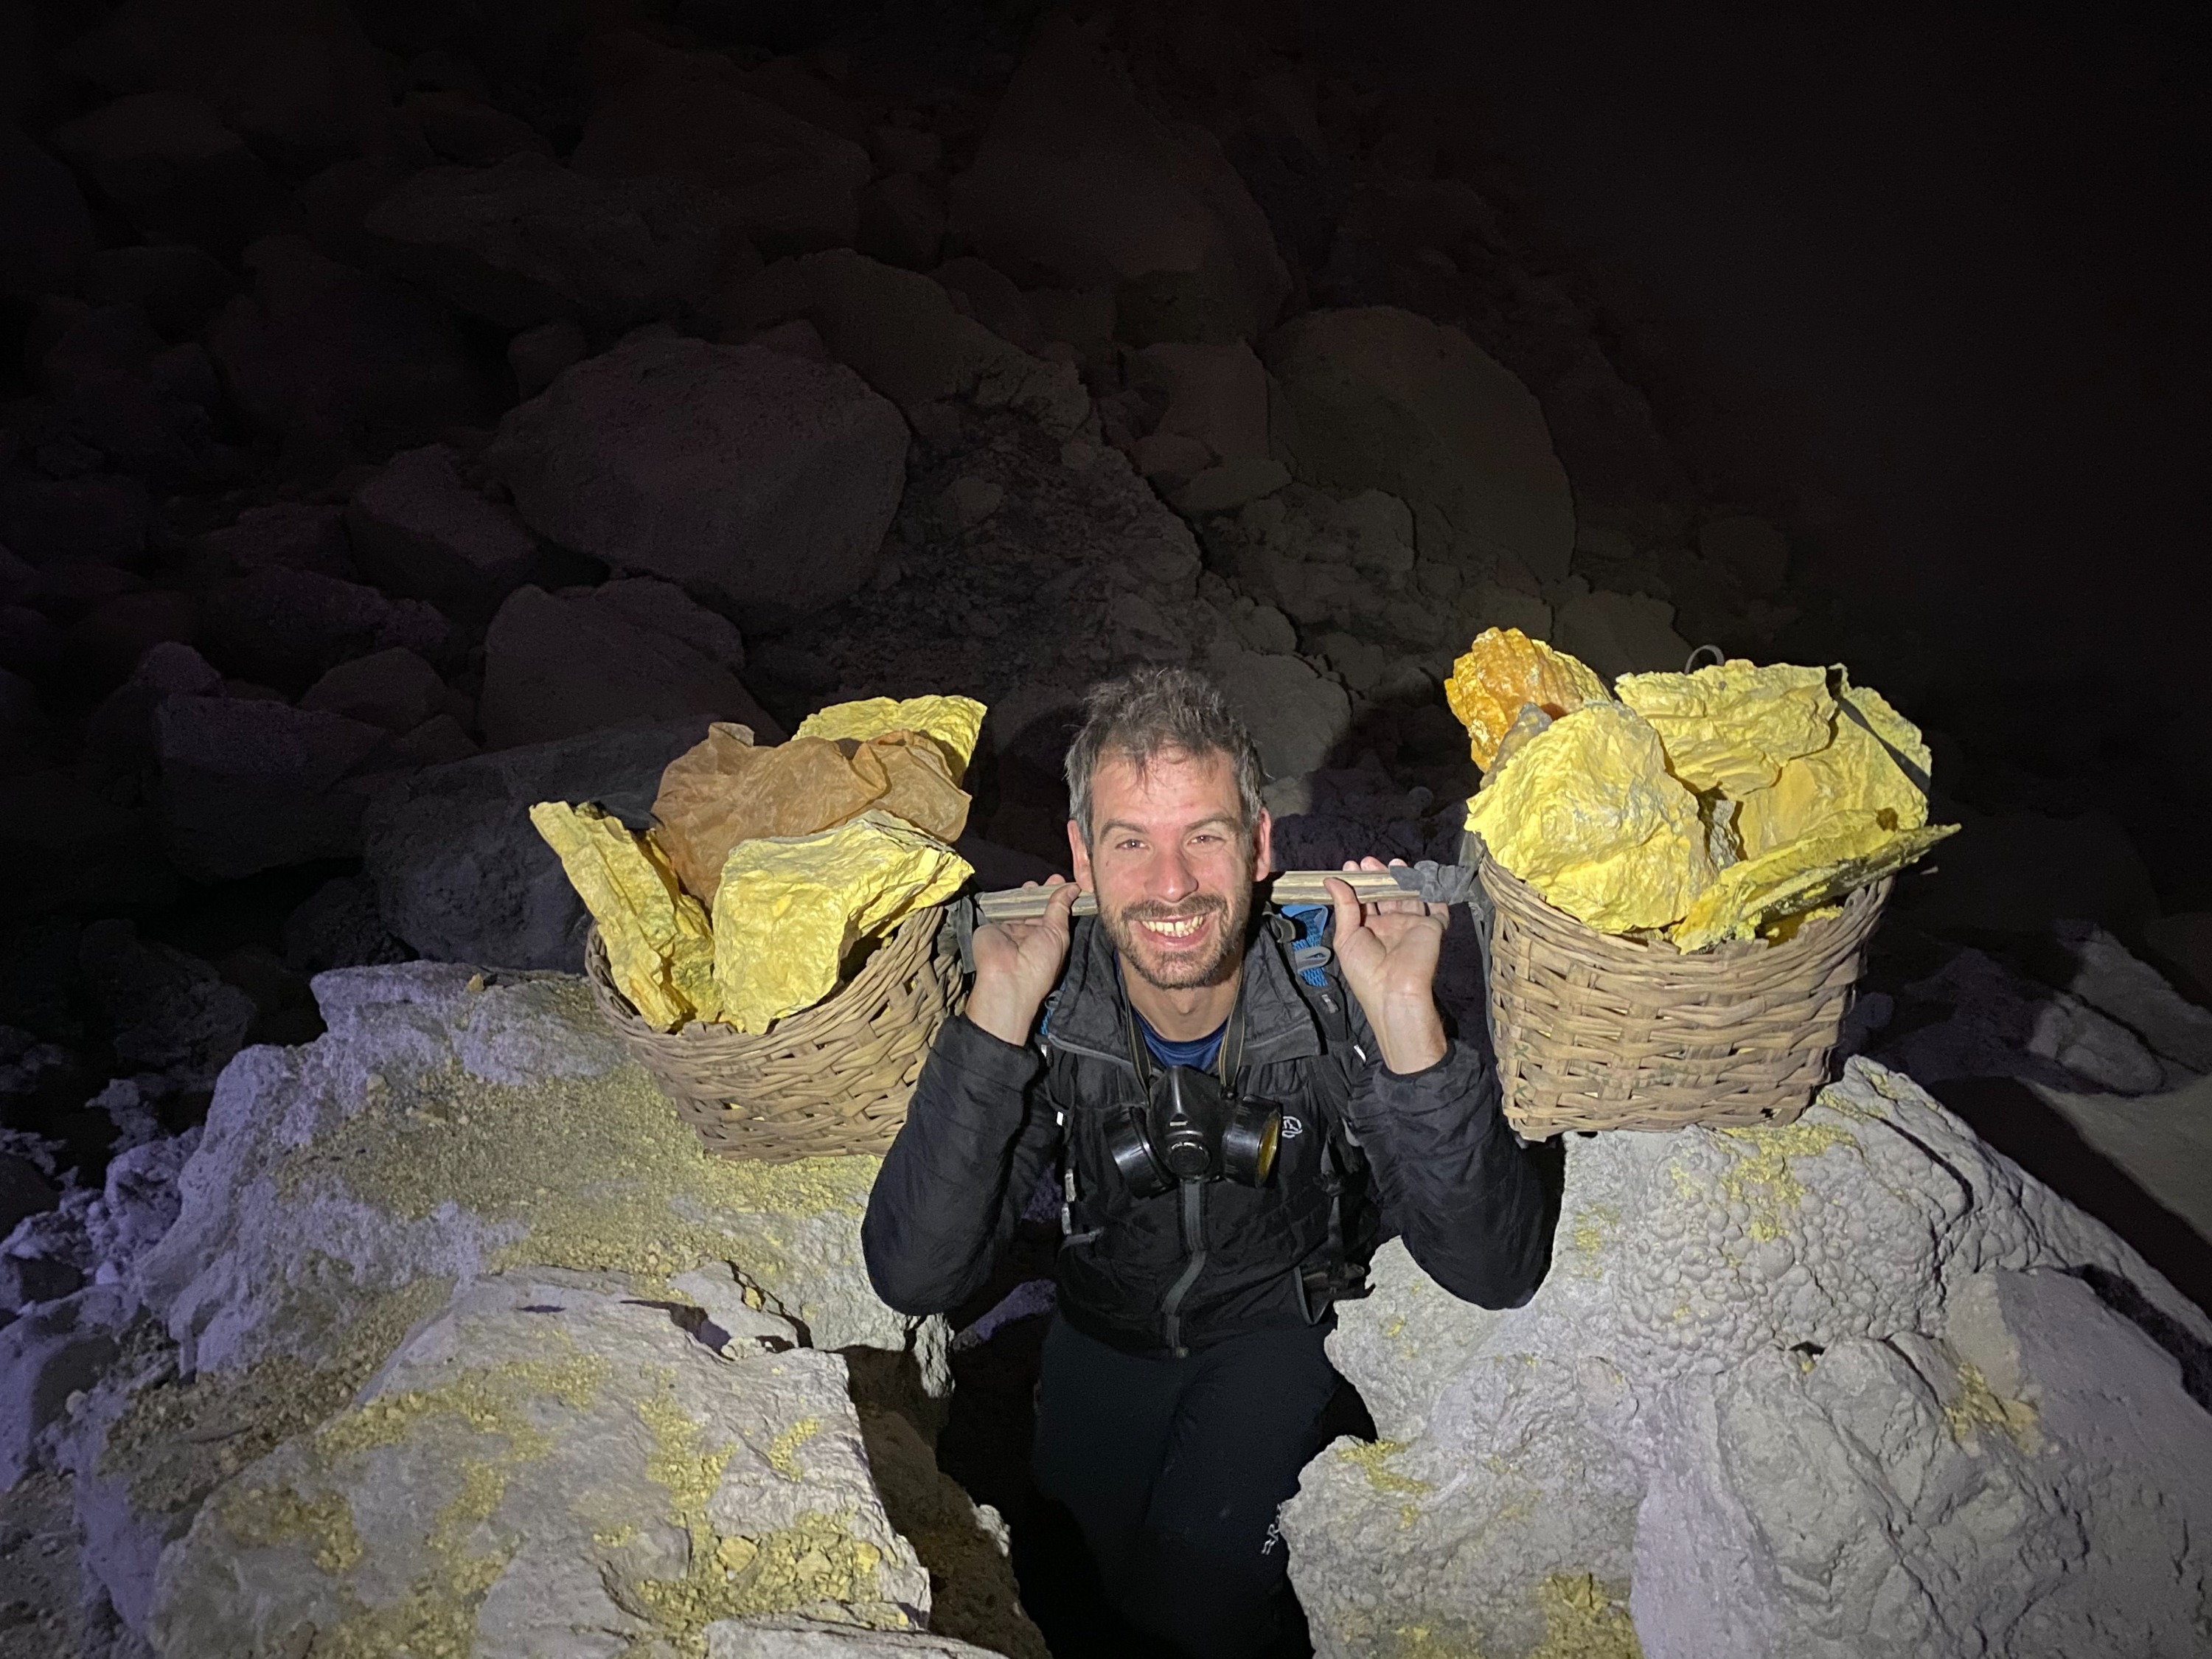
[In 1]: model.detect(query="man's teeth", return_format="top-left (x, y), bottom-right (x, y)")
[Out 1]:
top-left (1144, 916), bottom-right (1206, 938)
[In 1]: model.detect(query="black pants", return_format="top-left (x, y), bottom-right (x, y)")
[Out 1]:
top-left (1029, 1313), bottom-right (1346, 1659)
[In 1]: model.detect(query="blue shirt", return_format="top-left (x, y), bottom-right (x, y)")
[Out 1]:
top-left (1135, 1010), bottom-right (1226, 1073)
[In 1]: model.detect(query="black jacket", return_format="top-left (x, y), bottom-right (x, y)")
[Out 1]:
top-left (862, 910), bottom-right (1554, 1356)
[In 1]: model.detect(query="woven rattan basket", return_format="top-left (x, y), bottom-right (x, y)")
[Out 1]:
top-left (584, 905), bottom-right (962, 1164)
top-left (1478, 855), bottom-right (1891, 1137)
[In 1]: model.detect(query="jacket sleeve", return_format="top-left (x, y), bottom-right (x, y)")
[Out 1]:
top-left (1340, 1014), bottom-right (1556, 1309)
top-left (862, 1013), bottom-right (1061, 1317)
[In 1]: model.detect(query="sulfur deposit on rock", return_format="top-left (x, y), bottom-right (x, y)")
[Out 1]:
top-left (1288, 1058), bottom-right (2212, 1659)
top-left (50, 963), bottom-right (988, 1651)
top-left (150, 1274), bottom-right (931, 1658)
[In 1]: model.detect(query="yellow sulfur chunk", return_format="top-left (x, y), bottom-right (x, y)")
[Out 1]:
top-left (712, 810), bottom-right (973, 1034)
top-left (1670, 813), bottom-right (1958, 953)
top-left (1615, 659), bottom-right (1834, 798)
top-left (1734, 675), bottom-right (1932, 858)
top-left (529, 801), bottom-right (720, 1031)
top-left (796, 695), bottom-right (988, 782)
top-left (1446, 628), bottom-right (1610, 771)
top-left (1467, 702), bottom-right (1717, 932)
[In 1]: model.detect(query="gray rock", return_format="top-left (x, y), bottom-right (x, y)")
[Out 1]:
top-left (46, 961), bottom-right (953, 1646)
top-left (857, 173), bottom-right (947, 271)
top-left (361, 718), bottom-right (712, 970)
top-left (147, 1273), bottom-right (931, 1658)
top-left (281, 875), bottom-right (412, 976)
top-left (777, 251), bottom-right (1090, 438)
top-left (484, 335), bottom-right (909, 631)
top-left (1697, 513), bottom-right (1792, 599)
top-left (588, 577), bottom-right (749, 677)
top-left (1288, 1059), bottom-right (2212, 1659)
top-left (2030, 1071), bottom-right (2212, 1260)
top-left (344, 443), bottom-right (540, 614)
top-left (571, 36), bottom-right (872, 258)
top-left (479, 584), bottom-right (778, 751)
top-left (1, 121), bottom-right (96, 299)
top-left (77, 921), bottom-right (256, 1095)
top-left (1199, 484), bottom-right (1453, 650)
top-left (85, 243), bottom-right (235, 338)
top-left (197, 564), bottom-right (451, 692)
top-left (0, 1152), bottom-right (56, 1245)
top-left (298, 646), bottom-right (451, 734)
top-left (209, 234), bottom-right (490, 467)
top-left (47, 93), bottom-right (285, 257)
top-left (1133, 341), bottom-right (1271, 462)
top-left (2043, 920), bottom-right (2212, 1076)
top-left (364, 152), bottom-right (732, 330)
top-left (153, 695), bottom-right (389, 882)
top-left (1264, 306), bottom-right (1575, 583)
top-left (709, 1618), bottom-right (1009, 1658)
top-left (1208, 644), bottom-right (1351, 779)
top-left (508, 316), bottom-right (587, 400)
top-left (0, 1287), bottom-right (128, 1489)
top-left (947, 18), bottom-right (1289, 344)
top-left (195, 502), bottom-right (354, 578)
top-left (1552, 585), bottom-right (1693, 686)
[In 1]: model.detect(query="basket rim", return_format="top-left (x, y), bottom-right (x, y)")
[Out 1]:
top-left (1475, 849), bottom-right (1891, 964)
top-left (583, 901), bottom-right (950, 1047)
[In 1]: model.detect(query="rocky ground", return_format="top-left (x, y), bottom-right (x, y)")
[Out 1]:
top-left (2, 1), bottom-right (2210, 1655)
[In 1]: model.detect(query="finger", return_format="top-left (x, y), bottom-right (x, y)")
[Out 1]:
top-left (1046, 881), bottom-right (1080, 919)
top-left (1341, 858), bottom-right (1359, 871)
top-left (1360, 855), bottom-right (1388, 872)
top-left (1324, 875), bottom-right (1362, 940)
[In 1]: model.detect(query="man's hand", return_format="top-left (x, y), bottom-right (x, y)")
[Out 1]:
top-left (964, 876), bottom-right (1079, 1046)
top-left (1324, 856), bottom-right (1449, 1074)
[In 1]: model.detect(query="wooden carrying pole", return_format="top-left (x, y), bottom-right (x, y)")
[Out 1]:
top-left (971, 866), bottom-right (1466, 924)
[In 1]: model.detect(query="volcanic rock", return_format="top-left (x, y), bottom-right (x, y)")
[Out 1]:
top-left (361, 718), bottom-right (712, 970)
top-left (1290, 1059), bottom-right (2212, 1659)
top-left (1265, 305), bottom-right (1576, 584)
top-left (947, 18), bottom-right (1289, 344)
top-left (483, 335), bottom-right (908, 630)
top-left (479, 583), bottom-right (778, 751)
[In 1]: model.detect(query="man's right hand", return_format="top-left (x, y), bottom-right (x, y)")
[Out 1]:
top-left (964, 876), bottom-right (1079, 1046)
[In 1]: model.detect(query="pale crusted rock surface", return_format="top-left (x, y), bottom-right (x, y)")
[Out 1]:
top-left (1287, 1059), bottom-right (2212, 1659)
top-left (708, 1618), bottom-right (1007, 1658)
top-left (484, 335), bottom-right (909, 631)
top-left (1263, 305), bottom-right (1576, 584)
top-left (147, 1273), bottom-right (931, 1659)
top-left (48, 964), bottom-right (975, 1652)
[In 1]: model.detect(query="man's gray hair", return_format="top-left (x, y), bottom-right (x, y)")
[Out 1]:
top-left (1064, 667), bottom-right (1265, 844)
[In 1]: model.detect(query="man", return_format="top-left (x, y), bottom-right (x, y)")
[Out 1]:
top-left (863, 668), bottom-right (1552, 1658)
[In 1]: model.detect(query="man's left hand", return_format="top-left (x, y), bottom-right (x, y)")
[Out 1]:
top-left (1324, 856), bottom-right (1449, 1074)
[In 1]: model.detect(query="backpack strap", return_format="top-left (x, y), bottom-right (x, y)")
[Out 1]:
top-left (1267, 905), bottom-right (1379, 1316)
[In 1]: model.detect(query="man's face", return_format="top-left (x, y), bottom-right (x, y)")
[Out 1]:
top-left (1068, 746), bottom-right (1272, 992)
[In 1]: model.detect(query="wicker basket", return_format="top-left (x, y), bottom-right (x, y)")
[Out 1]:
top-left (1478, 855), bottom-right (1891, 1137)
top-left (584, 904), bottom-right (964, 1164)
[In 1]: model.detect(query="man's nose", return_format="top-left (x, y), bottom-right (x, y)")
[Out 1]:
top-left (1151, 847), bottom-right (1197, 902)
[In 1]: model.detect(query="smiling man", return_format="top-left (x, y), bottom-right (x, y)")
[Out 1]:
top-left (863, 667), bottom-right (1553, 1659)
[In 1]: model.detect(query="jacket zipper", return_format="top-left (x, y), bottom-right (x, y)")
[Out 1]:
top-left (1159, 1178), bottom-right (1206, 1357)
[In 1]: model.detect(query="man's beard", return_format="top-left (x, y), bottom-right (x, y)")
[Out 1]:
top-left (1102, 884), bottom-right (1253, 992)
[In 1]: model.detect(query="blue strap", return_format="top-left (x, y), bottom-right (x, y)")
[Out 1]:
top-left (1281, 902), bottom-right (1335, 987)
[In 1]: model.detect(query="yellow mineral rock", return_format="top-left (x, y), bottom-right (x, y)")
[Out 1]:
top-left (1614, 658), bottom-right (1835, 798)
top-left (712, 810), bottom-right (972, 1034)
top-left (1467, 702), bottom-right (1717, 932)
top-left (529, 801), bottom-right (720, 1031)
top-left (1445, 628), bottom-right (1610, 771)
top-left (795, 695), bottom-right (988, 781)
top-left (1670, 813), bottom-right (1957, 952)
top-left (1733, 675), bottom-right (1932, 858)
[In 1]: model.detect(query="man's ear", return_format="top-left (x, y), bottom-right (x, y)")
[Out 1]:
top-left (1251, 807), bottom-right (1274, 880)
top-left (1068, 818), bottom-right (1093, 888)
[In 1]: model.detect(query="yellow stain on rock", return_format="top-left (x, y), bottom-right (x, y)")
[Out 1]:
top-left (765, 1416), bottom-right (822, 1481)
top-left (1531, 1573), bottom-right (1642, 1659)
top-left (1565, 1205), bottom-right (1621, 1278)
top-left (281, 984), bottom-right (879, 1297)
top-left (1338, 1439), bottom-right (1436, 1497)
top-left (1712, 1119), bottom-right (1857, 1242)
top-left (1943, 1361), bottom-right (2041, 1455)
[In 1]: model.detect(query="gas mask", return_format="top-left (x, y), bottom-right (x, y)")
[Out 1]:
top-left (1105, 1065), bottom-right (1282, 1197)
